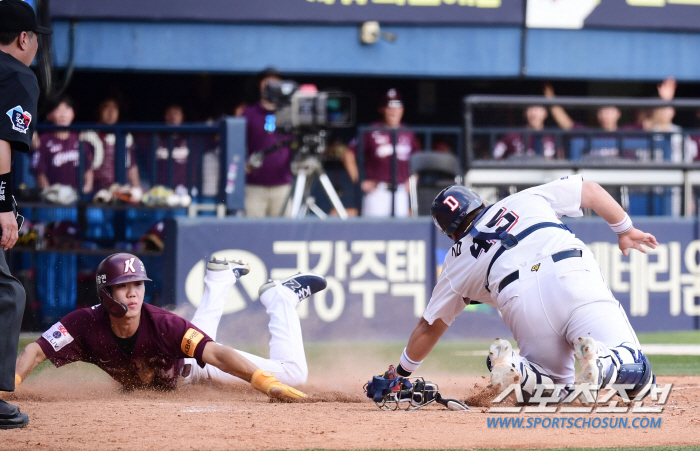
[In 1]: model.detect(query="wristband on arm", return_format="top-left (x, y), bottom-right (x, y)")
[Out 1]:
top-left (608, 213), bottom-right (633, 235)
top-left (0, 172), bottom-right (12, 213)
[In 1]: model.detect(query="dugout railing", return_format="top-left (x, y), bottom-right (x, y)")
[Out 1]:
top-left (463, 95), bottom-right (700, 217)
top-left (11, 120), bottom-right (242, 325)
top-left (20, 122), bottom-right (227, 217)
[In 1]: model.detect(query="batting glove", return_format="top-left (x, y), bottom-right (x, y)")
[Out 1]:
top-left (251, 369), bottom-right (307, 400)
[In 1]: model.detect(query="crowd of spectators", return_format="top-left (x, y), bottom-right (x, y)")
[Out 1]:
top-left (492, 78), bottom-right (699, 164)
top-left (24, 72), bottom-right (700, 222)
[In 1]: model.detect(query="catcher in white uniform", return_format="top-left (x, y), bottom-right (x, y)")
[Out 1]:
top-left (386, 175), bottom-right (658, 401)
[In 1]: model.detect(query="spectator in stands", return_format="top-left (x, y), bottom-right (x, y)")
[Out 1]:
top-left (493, 105), bottom-right (557, 160)
top-left (32, 96), bottom-right (93, 193)
top-left (31, 96), bottom-right (84, 325)
top-left (544, 83), bottom-right (622, 159)
top-left (81, 98), bottom-right (141, 192)
top-left (242, 67), bottom-right (293, 217)
top-left (690, 110), bottom-right (700, 162)
top-left (233, 101), bottom-right (248, 117)
top-left (647, 77), bottom-right (694, 162)
top-left (544, 79), bottom-right (685, 161)
top-left (156, 104), bottom-right (191, 189)
top-left (343, 88), bottom-right (421, 217)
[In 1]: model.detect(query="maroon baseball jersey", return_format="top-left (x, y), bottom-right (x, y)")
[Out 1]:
top-left (81, 131), bottom-right (136, 191)
top-left (493, 132), bottom-right (556, 160)
top-left (36, 303), bottom-right (213, 390)
top-left (690, 134), bottom-right (700, 161)
top-left (156, 134), bottom-right (192, 188)
top-left (349, 122), bottom-right (421, 185)
top-left (32, 132), bottom-right (93, 188)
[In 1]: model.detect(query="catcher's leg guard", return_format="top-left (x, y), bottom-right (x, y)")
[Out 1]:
top-left (616, 354), bottom-right (655, 398)
top-left (575, 338), bottom-right (655, 399)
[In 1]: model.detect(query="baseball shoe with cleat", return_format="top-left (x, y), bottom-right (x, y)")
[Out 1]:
top-left (259, 273), bottom-right (327, 302)
top-left (488, 338), bottom-right (521, 391)
top-left (207, 257), bottom-right (250, 279)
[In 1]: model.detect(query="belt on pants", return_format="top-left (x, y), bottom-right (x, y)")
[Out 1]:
top-left (497, 249), bottom-right (583, 293)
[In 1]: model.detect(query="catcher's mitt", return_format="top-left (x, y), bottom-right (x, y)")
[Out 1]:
top-left (364, 365), bottom-right (468, 411)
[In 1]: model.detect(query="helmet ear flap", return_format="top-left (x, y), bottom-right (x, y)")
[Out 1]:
top-left (99, 287), bottom-right (127, 318)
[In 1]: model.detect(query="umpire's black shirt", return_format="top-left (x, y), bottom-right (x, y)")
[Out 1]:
top-left (0, 49), bottom-right (39, 154)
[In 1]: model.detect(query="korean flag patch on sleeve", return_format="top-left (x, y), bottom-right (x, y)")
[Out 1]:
top-left (42, 322), bottom-right (74, 351)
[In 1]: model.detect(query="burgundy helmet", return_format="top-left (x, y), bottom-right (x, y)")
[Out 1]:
top-left (96, 253), bottom-right (152, 318)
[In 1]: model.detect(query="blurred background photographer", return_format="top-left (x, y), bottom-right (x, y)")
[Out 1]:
top-left (241, 67), bottom-right (293, 218)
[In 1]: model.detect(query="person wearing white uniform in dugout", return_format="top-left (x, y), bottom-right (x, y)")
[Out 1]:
top-left (181, 258), bottom-right (325, 388)
top-left (389, 175), bottom-right (658, 400)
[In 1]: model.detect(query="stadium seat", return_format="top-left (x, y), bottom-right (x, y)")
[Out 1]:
top-left (409, 151), bottom-right (461, 217)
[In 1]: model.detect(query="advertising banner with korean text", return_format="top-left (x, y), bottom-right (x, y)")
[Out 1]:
top-left (165, 217), bottom-right (513, 344)
top-left (50, 0), bottom-right (523, 25)
top-left (166, 217), bottom-right (699, 344)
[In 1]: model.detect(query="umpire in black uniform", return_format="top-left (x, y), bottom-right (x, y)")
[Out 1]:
top-left (0, 0), bottom-right (51, 429)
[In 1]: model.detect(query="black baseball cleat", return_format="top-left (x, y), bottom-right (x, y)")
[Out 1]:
top-left (207, 257), bottom-right (249, 279)
top-left (0, 399), bottom-right (29, 430)
top-left (229, 260), bottom-right (250, 279)
top-left (258, 273), bottom-right (327, 301)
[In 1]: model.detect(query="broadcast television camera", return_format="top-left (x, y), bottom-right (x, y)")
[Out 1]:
top-left (252, 80), bottom-right (356, 219)
top-left (263, 80), bottom-right (355, 133)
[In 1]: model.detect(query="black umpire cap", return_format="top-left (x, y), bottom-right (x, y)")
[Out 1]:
top-left (0, 0), bottom-right (53, 35)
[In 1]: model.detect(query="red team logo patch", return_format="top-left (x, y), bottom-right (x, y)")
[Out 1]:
top-left (443, 195), bottom-right (459, 211)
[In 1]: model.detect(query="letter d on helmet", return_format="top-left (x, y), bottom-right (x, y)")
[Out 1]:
top-left (431, 185), bottom-right (483, 235)
top-left (96, 253), bottom-right (152, 318)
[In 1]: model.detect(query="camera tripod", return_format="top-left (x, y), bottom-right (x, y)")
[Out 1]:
top-left (288, 155), bottom-right (348, 220)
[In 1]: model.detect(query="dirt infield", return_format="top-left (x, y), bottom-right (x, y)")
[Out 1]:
top-left (2, 372), bottom-right (699, 451)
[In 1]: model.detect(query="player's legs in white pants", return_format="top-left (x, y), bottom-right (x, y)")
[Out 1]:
top-left (362, 182), bottom-right (409, 217)
top-left (182, 268), bottom-right (308, 387)
top-left (497, 249), bottom-right (643, 388)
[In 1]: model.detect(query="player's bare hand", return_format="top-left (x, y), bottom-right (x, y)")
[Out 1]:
top-left (618, 227), bottom-right (658, 257)
top-left (361, 179), bottom-right (377, 194)
top-left (0, 211), bottom-right (18, 250)
top-left (251, 369), bottom-right (307, 400)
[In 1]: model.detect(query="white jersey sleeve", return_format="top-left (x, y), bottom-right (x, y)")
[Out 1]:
top-left (422, 254), bottom-right (470, 326)
top-left (521, 174), bottom-right (584, 218)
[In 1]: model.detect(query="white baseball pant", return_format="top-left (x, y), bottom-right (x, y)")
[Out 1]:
top-left (362, 182), bottom-right (409, 217)
top-left (181, 268), bottom-right (308, 387)
top-left (497, 249), bottom-right (641, 385)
